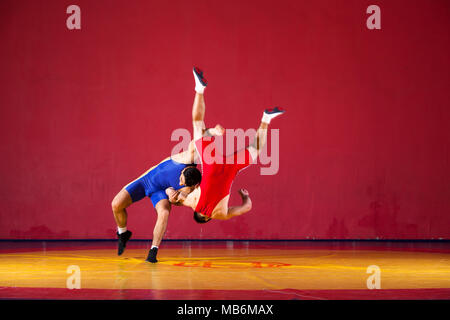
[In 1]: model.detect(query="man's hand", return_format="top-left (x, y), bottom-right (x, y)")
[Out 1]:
top-left (166, 187), bottom-right (189, 205)
top-left (238, 188), bottom-right (250, 199)
top-left (165, 187), bottom-right (179, 203)
top-left (213, 124), bottom-right (225, 136)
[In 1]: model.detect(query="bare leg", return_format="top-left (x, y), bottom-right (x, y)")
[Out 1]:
top-left (112, 189), bottom-right (133, 255)
top-left (192, 93), bottom-right (205, 122)
top-left (192, 92), bottom-right (207, 142)
top-left (146, 199), bottom-right (171, 263)
top-left (111, 189), bottom-right (133, 228)
top-left (248, 122), bottom-right (269, 160)
top-left (255, 122), bottom-right (269, 150)
top-left (152, 199), bottom-right (171, 247)
top-left (226, 189), bottom-right (252, 219)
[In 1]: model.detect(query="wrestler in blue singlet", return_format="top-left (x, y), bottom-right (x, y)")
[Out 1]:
top-left (125, 158), bottom-right (196, 207)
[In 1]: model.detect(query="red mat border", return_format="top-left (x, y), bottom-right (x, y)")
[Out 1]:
top-left (1, 287), bottom-right (449, 300)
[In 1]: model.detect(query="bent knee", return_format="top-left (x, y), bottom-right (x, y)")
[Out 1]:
top-left (111, 189), bottom-right (133, 211)
top-left (112, 192), bottom-right (130, 212)
top-left (111, 198), bottom-right (122, 212)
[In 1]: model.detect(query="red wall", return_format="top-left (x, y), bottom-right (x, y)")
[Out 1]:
top-left (0, 0), bottom-right (449, 240)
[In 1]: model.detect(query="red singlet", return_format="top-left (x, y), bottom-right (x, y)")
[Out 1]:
top-left (194, 137), bottom-right (253, 217)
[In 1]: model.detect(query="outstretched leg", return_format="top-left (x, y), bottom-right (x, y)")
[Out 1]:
top-left (248, 107), bottom-right (285, 161)
top-left (192, 67), bottom-right (208, 140)
top-left (173, 68), bottom-right (209, 164)
top-left (192, 92), bottom-right (206, 122)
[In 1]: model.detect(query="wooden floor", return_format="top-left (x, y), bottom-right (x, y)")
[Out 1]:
top-left (0, 241), bottom-right (449, 299)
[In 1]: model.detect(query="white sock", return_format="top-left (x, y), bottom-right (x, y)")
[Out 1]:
top-left (262, 112), bottom-right (273, 124)
top-left (195, 84), bottom-right (205, 94)
top-left (262, 110), bottom-right (283, 124)
top-left (193, 70), bottom-right (206, 94)
top-left (117, 226), bottom-right (127, 234)
top-left (151, 245), bottom-right (158, 250)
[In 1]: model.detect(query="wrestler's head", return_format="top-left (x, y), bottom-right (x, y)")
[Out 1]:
top-left (193, 211), bottom-right (211, 223)
top-left (180, 166), bottom-right (202, 187)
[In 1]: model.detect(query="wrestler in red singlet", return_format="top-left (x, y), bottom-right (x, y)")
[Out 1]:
top-left (194, 136), bottom-right (253, 217)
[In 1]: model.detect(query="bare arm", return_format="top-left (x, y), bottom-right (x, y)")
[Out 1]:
top-left (215, 189), bottom-right (252, 220)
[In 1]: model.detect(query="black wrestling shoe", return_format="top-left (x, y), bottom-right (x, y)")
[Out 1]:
top-left (193, 66), bottom-right (208, 87)
top-left (145, 247), bottom-right (158, 263)
top-left (262, 106), bottom-right (285, 123)
top-left (264, 106), bottom-right (285, 117)
top-left (117, 230), bottom-right (132, 256)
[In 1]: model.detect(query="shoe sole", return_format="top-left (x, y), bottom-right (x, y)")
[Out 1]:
top-left (193, 67), bottom-right (207, 86)
top-left (265, 106), bottom-right (285, 114)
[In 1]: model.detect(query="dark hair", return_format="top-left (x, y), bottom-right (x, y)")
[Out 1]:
top-left (183, 166), bottom-right (202, 186)
top-left (193, 211), bottom-right (211, 224)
